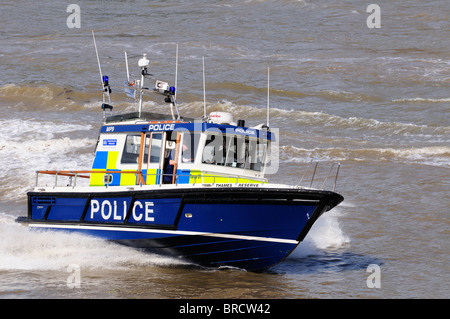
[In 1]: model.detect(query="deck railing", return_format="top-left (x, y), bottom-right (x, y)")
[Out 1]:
top-left (295, 160), bottom-right (341, 192)
top-left (34, 161), bottom-right (341, 192)
top-left (34, 170), bottom-right (267, 189)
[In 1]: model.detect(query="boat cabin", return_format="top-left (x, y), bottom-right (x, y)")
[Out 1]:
top-left (90, 111), bottom-right (273, 187)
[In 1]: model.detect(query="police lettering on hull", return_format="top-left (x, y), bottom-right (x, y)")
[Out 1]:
top-left (89, 199), bottom-right (154, 223)
top-left (84, 197), bottom-right (182, 225)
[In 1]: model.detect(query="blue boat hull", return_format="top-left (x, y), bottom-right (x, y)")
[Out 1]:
top-left (18, 187), bottom-right (343, 271)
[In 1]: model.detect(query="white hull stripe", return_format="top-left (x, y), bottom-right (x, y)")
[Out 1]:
top-left (28, 223), bottom-right (299, 245)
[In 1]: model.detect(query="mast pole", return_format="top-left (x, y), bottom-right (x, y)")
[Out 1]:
top-left (175, 44), bottom-right (178, 101)
top-left (125, 51), bottom-right (130, 82)
top-left (267, 66), bottom-right (270, 128)
top-left (203, 56), bottom-right (206, 118)
top-left (92, 31), bottom-right (104, 94)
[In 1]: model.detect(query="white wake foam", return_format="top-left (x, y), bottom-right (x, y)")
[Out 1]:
top-left (290, 206), bottom-right (350, 258)
top-left (392, 97), bottom-right (450, 103)
top-left (0, 213), bottom-right (189, 271)
top-left (0, 118), bottom-right (96, 201)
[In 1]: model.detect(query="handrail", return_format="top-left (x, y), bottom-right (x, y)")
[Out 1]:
top-left (295, 160), bottom-right (318, 188)
top-left (35, 163), bottom-right (340, 191)
top-left (34, 170), bottom-right (267, 188)
top-left (295, 161), bottom-right (341, 192)
top-left (320, 162), bottom-right (341, 192)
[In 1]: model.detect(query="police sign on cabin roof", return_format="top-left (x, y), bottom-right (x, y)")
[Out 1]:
top-left (100, 122), bottom-right (274, 140)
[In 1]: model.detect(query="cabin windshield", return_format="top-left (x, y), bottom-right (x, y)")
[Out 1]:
top-left (121, 134), bottom-right (144, 164)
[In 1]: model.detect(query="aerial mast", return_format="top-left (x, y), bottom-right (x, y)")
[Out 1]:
top-left (92, 30), bottom-right (112, 121)
top-left (203, 56), bottom-right (207, 118)
top-left (137, 53), bottom-right (150, 118)
top-left (267, 66), bottom-right (270, 128)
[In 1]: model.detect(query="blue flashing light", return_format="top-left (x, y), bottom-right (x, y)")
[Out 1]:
top-left (101, 103), bottom-right (113, 110)
top-left (169, 86), bottom-right (176, 95)
top-left (102, 75), bottom-right (109, 85)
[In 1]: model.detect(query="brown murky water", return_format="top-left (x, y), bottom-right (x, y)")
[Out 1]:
top-left (0, 0), bottom-right (448, 299)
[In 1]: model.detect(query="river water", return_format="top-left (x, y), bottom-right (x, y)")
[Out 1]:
top-left (0, 0), bottom-right (448, 299)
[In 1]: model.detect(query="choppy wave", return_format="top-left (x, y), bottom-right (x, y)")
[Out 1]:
top-left (1, 83), bottom-right (448, 138)
top-left (0, 137), bottom-right (94, 202)
top-left (0, 118), bottom-right (96, 201)
top-left (183, 99), bottom-right (450, 137)
top-left (0, 118), bottom-right (92, 138)
top-left (0, 84), bottom-right (99, 111)
top-left (392, 97), bottom-right (450, 103)
top-left (281, 145), bottom-right (450, 167)
top-left (296, 111), bottom-right (444, 135)
top-left (316, 90), bottom-right (384, 103)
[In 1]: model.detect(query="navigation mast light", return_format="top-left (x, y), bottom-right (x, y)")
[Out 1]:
top-left (154, 80), bottom-right (175, 96)
top-left (138, 54), bottom-right (150, 68)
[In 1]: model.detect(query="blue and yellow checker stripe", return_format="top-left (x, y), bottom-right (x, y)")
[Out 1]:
top-left (90, 151), bottom-right (161, 186)
top-left (89, 152), bottom-right (264, 186)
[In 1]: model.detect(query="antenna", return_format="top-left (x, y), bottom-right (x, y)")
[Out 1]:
top-left (124, 51), bottom-right (130, 82)
top-left (267, 66), bottom-right (270, 128)
top-left (92, 31), bottom-right (104, 92)
top-left (203, 56), bottom-right (206, 118)
top-left (152, 46), bottom-right (180, 120)
top-left (175, 44), bottom-right (178, 101)
top-left (92, 30), bottom-right (112, 121)
top-left (174, 44), bottom-right (180, 119)
top-left (137, 53), bottom-right (150, 117)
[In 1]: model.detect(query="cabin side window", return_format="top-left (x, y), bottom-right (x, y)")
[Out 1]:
top-left (149, 133), bottom-right (162, 163)
top-left (201, 133), bottom-right (267, 172)
top-left (202, 133), bottom-right (224, 165)
top-left (245, 137), bottom-right (267, 172)
top-left (180, 132), bottom-right (201, 163)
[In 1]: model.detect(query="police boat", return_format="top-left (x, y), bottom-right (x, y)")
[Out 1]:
top-left (17, 42), bottom-right (343, 271)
